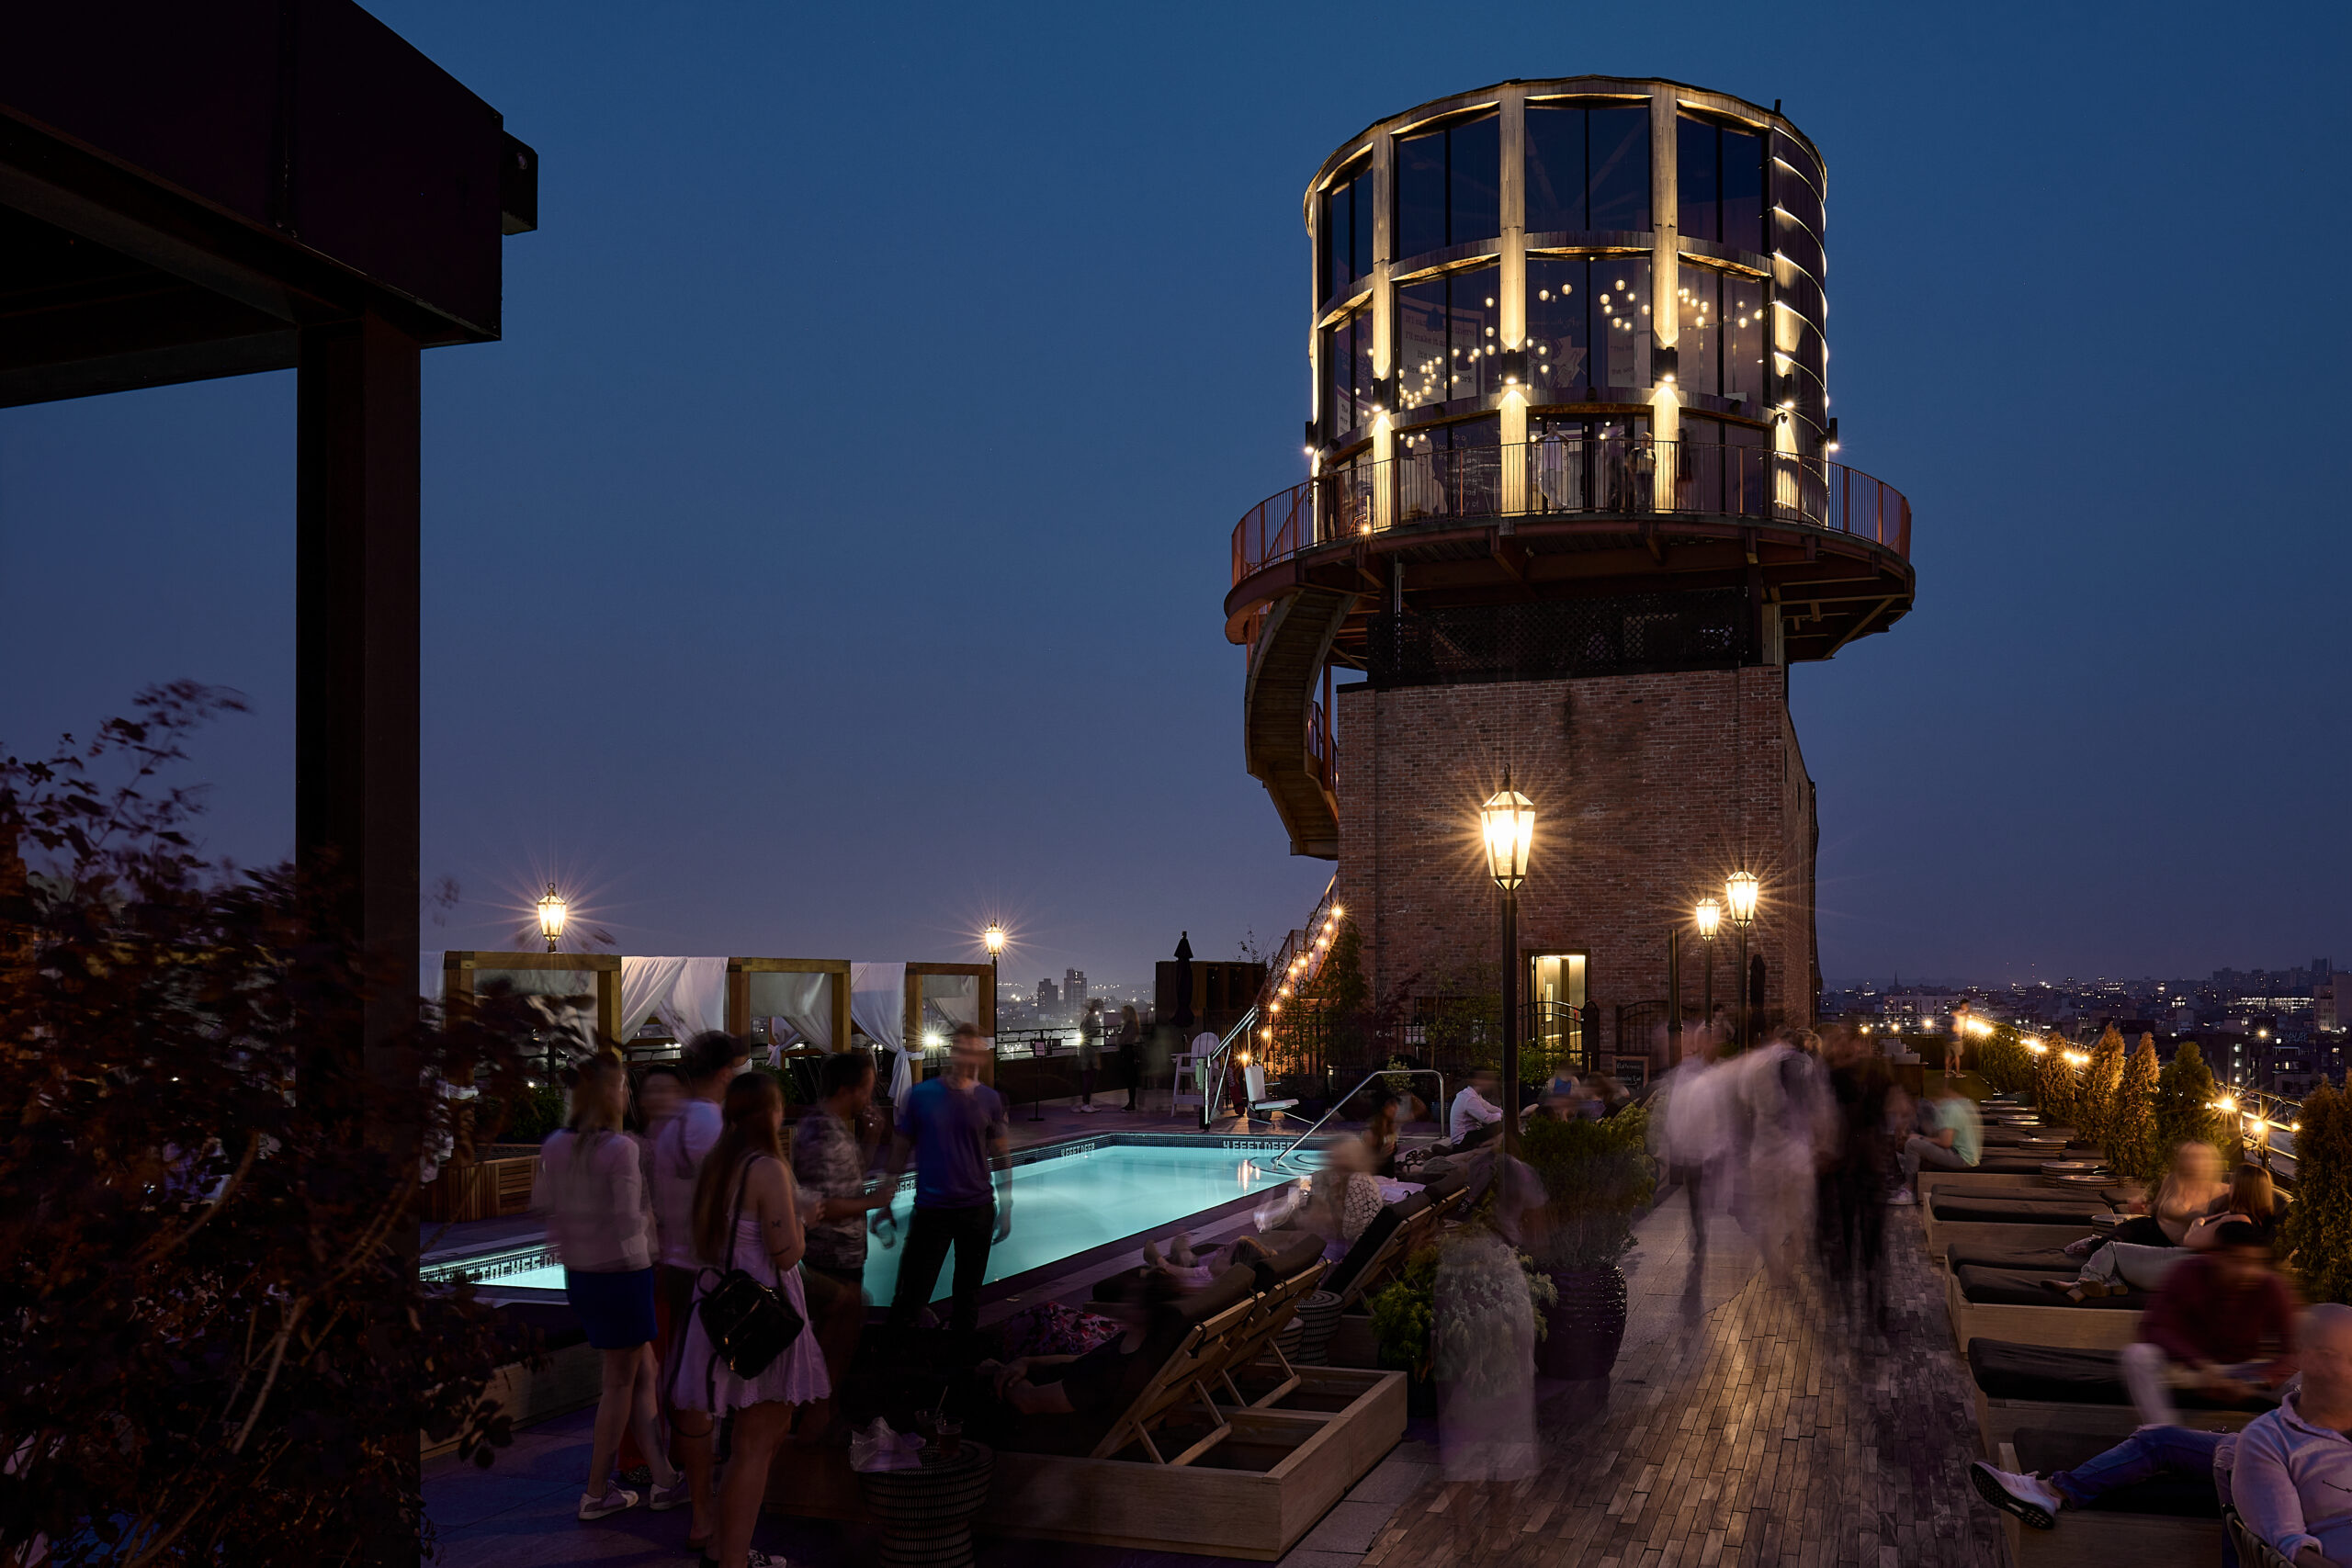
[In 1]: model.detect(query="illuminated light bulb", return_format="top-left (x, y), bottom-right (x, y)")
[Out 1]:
top-left (1616, 279), bottom-right (1626, 289)
top-left (1330, 905), bottom-right (1344, 918)
top-left (1486, 297), bottom-right (1496, 307)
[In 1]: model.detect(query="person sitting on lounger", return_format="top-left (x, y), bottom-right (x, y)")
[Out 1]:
top-left (966, 1270), bottom-right (1188, 1453)
top-left (2108, 1140), bottom-right (2230, 1248)
top-left (2047, 1162), bottom-right (2280, 1302)
top-left (2119, 1221), bottom-right (2298, 1426)
top-left (1971, 1303), bottom-right (2352, 1562)
top-left (1140, 1229), bottom-right (1278, 1290)
top-left (1448, 1067), bottom-right (1506, 1147)
top-left (1892, 1083), bottom-right (1980, 1202)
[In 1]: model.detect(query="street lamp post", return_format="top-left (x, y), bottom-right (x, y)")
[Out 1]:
top-left (1724, 873), bottom-right (1758, 1051)
top-left (983, 923), bottom-right (1006, 1067)
top-left (1480, 773), bottom-right (1535, 1156)
top-left (1695, 896), bottom-right (1721, 1045)
top-left (537, 884), bottom-right (567, 953)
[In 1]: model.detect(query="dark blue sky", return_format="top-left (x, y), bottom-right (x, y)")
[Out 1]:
top-left (5, 1), bottom-right (2347, 987)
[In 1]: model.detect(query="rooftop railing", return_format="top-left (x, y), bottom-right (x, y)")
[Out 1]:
top-left (1232, 438), bottom-right (1912, 587)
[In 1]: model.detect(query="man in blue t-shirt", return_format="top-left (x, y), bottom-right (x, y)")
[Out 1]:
top-left (1894, 1086), bottom-right (1981, 1202)
top-left (876, 1022), bottom-right (1012, 1337)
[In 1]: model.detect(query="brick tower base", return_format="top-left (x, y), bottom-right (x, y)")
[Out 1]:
top-left (1334, 664), bottom-right (1816, 1073)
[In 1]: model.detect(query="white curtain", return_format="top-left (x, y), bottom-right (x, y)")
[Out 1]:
top-left (852, 962), bottom-right (909, 1098)
top-left (749, 970), bottom-right (834, 1051)
top-left (620, 956), bottom-right (729, 1043)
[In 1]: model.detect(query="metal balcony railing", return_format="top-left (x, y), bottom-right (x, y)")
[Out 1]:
top-left (1231, 438), bottom-right (1912, 587)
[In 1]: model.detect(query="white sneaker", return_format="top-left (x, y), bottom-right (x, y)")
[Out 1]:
top-left (1970, 1461), bottom-right (2061, 1529)
top-left (1887, 1189), bottom-right (1917, 1206)
top-left (577, 1485), bottom-right (639, 1521)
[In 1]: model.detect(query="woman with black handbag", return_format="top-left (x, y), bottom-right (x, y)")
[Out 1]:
top-left (672, 1071), bottom-right (828, 1568)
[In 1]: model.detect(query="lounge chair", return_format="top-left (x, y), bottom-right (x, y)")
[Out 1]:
top-left (1923, 1190), bottom-right (2115, 1255)
top-left (1967, 1337), bottom-right (2274, 1450)
top-left (1947, 1265), bottom-right (2144, 1354)
top-left (2227, 1506), bottom-right (2300, 1568)
top-left (766, 1236), bottom-right (1406, 1561)
top-left (1993, 1430), bottom-right (2222, 1568)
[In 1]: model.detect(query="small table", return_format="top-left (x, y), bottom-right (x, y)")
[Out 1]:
top-left (854, 1441), bottom-right (996, 1568)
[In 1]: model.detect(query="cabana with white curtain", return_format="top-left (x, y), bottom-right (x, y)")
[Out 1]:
top-left (615, 955), bottom-right (730, 1055)
top-left (438, 951), bottom-right (622, 1045)
top-left (726, 956), bottom-right (853, 1075)
top-left (849, 961), bottom-right (997, 1101)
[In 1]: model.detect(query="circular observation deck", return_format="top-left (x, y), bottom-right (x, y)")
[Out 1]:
top-left (1234, 76), bottom-right (1915, 859)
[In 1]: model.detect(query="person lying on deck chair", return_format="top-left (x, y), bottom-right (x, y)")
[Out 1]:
top-left (1972, 1303), bottom-right (2352, 1565)
top-left (961, 1270), bottom-right (1188, 1453)
top-left (2120, 1222), bottom-right (2299, 1426)
top-left (2045, 1163), bottom-right (2281, 1302)
top-left (1140, 1229), bottom-right (1279, 1291)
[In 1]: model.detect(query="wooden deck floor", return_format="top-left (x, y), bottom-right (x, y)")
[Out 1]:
top-left (1353, 1194), bottom-right (2004, 1568)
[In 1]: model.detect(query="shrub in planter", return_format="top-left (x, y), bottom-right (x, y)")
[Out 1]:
top-left (2105, 1035), bottom-right (2163, 1181)
top-left (1367, 1234), bottom-right (1554, 1413)
top-left (2285, 1083), bottom-right (2352, 1304)
top-left (1521, 1109), bottom-right (1654, 1379)
top-left (2154, 1043), bottom-right (2230, 1160)
top-left (1974, 1027), bottom-right (2034, 1095)
top-left (2035, 1043), bottom-right (2079, 1129)
top-left (2077, 1024), bottom-right (2127, 1149)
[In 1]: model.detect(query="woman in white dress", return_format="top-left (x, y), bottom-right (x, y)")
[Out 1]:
top-left (671, 1071), bottom-right (829, 1568)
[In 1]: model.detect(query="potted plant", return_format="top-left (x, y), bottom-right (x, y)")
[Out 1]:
top-left (1521, 1108), bottom-right (1655, 1382)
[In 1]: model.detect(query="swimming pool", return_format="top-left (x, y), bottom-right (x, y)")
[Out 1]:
top-left (424, 1137), bottom-right (1299, 1307)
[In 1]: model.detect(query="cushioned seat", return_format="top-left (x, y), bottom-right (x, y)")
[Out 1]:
top-left (1955, 1264), bottom-right (2144, 1309)
top-left (2012, 1427), bottom-right (2222, 1517)
top-left (1969, 1338), bottom-right (2278, 1415)
top-left (1322, 1190), bottom-right (1429, 1301)
top-left (1932, 1195), bottom-right (2107, 1225)
top-left (1944, 1243), bottom-right (2081, 1273)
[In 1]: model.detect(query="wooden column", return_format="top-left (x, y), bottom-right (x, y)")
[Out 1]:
top-left (296, 312), bottom-right (423, 1122)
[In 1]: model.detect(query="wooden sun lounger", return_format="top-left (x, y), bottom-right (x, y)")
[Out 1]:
top-left (1973, 1380), bottom-right (2263, 1452)
top-left (766, 1247), bottom-right (1405, 1561)
top-left (1945, 1269), bottom-right (2142, 1355)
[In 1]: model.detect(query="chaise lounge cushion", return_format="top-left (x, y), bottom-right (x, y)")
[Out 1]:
top-left (2011, 1427), bottom-right (2221, 1517)
top-left (1944, 1243), bottom-right (2082, 1273)
top-left (1969, 1338), bottom-right (2279, 1415)
top-left (1932, 1195), bottom-right (2109, 1225)
top-left (1955, 1264), bottom-right (2144, 1309)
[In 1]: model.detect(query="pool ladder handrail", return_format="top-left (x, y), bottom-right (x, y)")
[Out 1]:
top-left (1197, 1005), bottom-right (1261, 1131)
top-left (1268, 1067), bottom-right (1450, 1173)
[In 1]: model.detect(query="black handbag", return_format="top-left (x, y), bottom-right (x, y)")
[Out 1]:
top-left (695, 1158), bottom-right (806, 1382)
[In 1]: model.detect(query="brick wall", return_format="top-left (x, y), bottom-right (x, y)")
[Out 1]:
top-left (1334, 664), bottom-right (1815, 1065)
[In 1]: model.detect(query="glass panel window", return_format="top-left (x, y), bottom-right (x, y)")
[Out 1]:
top-left (1447, 113), bottom-right (1500, 247)
top-left (1587, 106), bottom-right (1651, 231)
top-left (1677, 116), bottom-right (1719, 243)
top-left (1723, 271), bottom-right (1768, 408)
top-left (1526, 257), bottom-right (1589, 393)
top-left (1524, 106), bottom-right (1585, 232)
top-left (1675, 267), bottom-right (1720, 396)
top-left (1323, 310), bottom-right (1374, 438)
top-left (1397, 416), bottom-right (1501, 521)
top-left (1396, 129), bottom-right (1448, 259)
top-left (1720, 127), bottom-right (1764, 253)
top-left (1530, 953), bottom-right (1588, 1065)
top-left (1395, 265), bottom-right (1501, 411)
top-left (1320, 160), bottom-right (1373, 302)
top-left (1595, 259), bottom-right (1651, 388)
top-left (1396, 114), bottom-right (1500, 259)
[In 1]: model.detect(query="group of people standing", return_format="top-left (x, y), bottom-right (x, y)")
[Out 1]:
top-left (526, 1021), bottom-right (1020, 1568)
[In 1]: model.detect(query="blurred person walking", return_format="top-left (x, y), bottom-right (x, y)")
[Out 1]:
top-left (790, 1048), bottom-right (889, 1440)
top-left (1117, 1003), bottom-right (1143, 1111)
top-left (616, 1065), bottom-right (685, 1483)
top-left (533, 1052), bottom-right (686, 1522)
top-left (1656, 1029), bottom-right (1732, 1303)
top-left (651, 1031), bottom-right (749, 1550)
top-left (1736, 1030), bottom-right (1833, 1287)
top-left (1078, 998), bottom-right (1107, 1111)
top-left (878, 1023), bottom-right (1013, 1339)
top-left (673, 1071), bottom-right (829, 1568)
top-left (1818, 1027), bottom-right (1897, 1327)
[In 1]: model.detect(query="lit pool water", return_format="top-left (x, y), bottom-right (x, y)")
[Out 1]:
top-left (428, 1140), bottom-right (1297, 1308)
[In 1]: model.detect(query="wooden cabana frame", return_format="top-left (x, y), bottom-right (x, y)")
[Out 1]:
top-left (904, 961), bottom-right (997, 1083)
top-left (441, 950), bottom-right (622, 1040)
top-left (725, 957), bottom-right (853, 1051)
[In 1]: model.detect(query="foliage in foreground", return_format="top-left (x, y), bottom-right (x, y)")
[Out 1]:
top-left (2153, 1042), bottom-right (2230, 1164)
top-left (1368, 1230), bottom-right (1555, 1387)
top-left (2283, 1082), bottom-right (2352, 1304)
top-left (2104, 1036), bottom-right (2163, 1181)
top-left (0, 686), bottom-right (545, 1565)
top-left (1520, 1107), bottom-right (1656, 1273)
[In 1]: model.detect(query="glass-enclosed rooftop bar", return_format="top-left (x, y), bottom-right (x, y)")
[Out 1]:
top-left (1307, 78), bottom-right (1830, 479)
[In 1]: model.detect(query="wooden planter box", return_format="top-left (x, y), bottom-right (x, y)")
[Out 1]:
top-left (1946, 1269), bottom-right (2142, 1356)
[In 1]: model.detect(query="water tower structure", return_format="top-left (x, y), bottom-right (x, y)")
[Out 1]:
top-left (1225, 77), bottom-right (1914, 1064)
